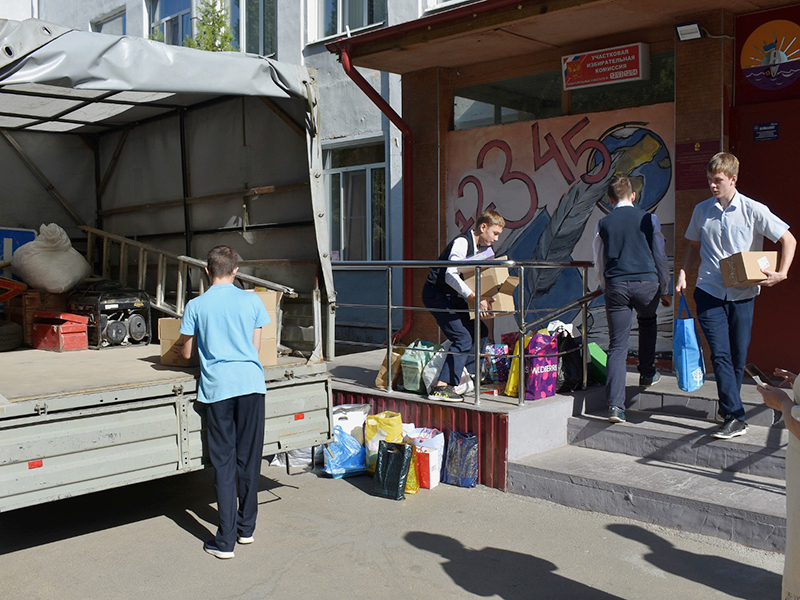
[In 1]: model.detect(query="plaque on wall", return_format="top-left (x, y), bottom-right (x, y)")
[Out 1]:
top-left (675, 141), bottom-right (721, 191)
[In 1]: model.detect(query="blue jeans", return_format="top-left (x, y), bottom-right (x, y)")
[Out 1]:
top-left (604, 280), bottom-right (660, 408)
top-left (204, 393), bottom-right (266, 551)
top-left (693, 287), bottom-right (754, 421)
top-left (422, 284), bottom-right (488, 386)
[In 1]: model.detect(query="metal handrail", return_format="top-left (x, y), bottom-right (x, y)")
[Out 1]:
top-left (81, 226), bottom-right (297, 317)
top-left (331, 259), bottom-right (596, 406)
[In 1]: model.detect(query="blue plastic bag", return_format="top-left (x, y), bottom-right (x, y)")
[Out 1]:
top-left (673, 293), bottom-right (705, 392)
top-left (322, 426), bottom-right (367, 478)
top-left (442, 431), bottom-right (478, 488)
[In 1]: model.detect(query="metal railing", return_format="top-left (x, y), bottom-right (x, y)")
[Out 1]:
top-left (82, 226), bottom-right (297, 316)
top-left (332, 259), bottom-right (600, 406)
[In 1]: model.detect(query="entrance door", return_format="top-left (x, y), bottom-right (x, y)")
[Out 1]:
top-left (731, 99), bottom-right (800, 371)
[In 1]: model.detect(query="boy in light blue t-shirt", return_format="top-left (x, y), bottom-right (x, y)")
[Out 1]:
top-left (175, 245), bottom-right (270, 559)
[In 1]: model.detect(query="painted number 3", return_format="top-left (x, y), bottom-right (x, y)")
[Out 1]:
top-left (456, 117), bottom-right (611, 232)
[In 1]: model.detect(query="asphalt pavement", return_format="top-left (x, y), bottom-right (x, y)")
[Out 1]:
top-left (0, 462), bottom-right (784, 600)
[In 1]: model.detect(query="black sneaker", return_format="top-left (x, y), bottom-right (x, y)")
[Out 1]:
top-left (711, 418), bottom-right (748, 439)
top-left (428, 385), bottom-right (463, 402)
top-left (608, 406), bottom-right (626, 423)
top-left (639, 372), bottom-right (661, 387)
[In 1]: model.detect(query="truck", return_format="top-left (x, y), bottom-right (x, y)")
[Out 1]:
top-left (0, 18), bottom-right (336, 512)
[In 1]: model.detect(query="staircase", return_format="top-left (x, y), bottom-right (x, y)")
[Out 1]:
top-left (507, 371), bottom-right (788, 552)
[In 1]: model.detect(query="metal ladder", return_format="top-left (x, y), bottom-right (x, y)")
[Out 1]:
top-left (81, 226), bottom-right (296, 317)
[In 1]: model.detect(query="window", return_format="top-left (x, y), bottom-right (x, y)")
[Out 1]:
top-left (317, 0), bottom-right (386, 38)
top-left (425, 0), bottom-right (475, 10)
top-left (454, 70), bottom-right (562, 130)
top-left (325, 143), bottom-right (386, 261)
top-left (231, 0), bottom-right (276, 55)
top-left (93, 10), bottom-right (126, 36)
top-left (151, 0), bottom-right (192, 46)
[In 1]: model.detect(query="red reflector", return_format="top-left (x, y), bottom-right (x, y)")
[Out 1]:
top-left (28, 459), bottom-right (43, 469)
top-left (294, 413), bottom-right (305, 421)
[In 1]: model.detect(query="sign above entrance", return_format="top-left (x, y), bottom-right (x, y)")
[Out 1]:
top-left (561, 43), bottom-right (650, 91)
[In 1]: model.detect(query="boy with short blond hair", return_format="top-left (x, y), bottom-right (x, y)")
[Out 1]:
top-left (422, 210), bottom-right (505, 402)
top-left (676, 152), bottom-right (796, 439)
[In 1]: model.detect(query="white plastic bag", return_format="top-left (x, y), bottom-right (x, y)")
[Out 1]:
top-left (11, 223), bottom-right (91, 293)
top-left (423, 341), bottom-right (474, 395)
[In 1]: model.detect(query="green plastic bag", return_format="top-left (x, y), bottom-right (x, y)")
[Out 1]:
top-left (400, 339), bottom-right (441, 393)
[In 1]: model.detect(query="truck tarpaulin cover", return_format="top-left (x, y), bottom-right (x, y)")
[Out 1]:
top-left (0, 18), bottom-right (309, 101)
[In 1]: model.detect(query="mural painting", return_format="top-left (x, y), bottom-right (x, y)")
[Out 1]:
top-left (445, 102), bottom-right (675, 348)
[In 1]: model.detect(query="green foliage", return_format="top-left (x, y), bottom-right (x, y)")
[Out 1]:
top-left (184, 0), bottom-right (237, 52)
top-left (149, 27), bottom-right (165, 43)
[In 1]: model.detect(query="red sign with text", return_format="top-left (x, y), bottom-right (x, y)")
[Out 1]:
top-left (562, 43), bottom-right (650, 91)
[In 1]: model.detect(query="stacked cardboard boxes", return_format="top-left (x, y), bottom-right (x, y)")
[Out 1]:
top-left (159, 289), bottom-right (281, 368)
top-left (461, 256), bottom-right (519, 319)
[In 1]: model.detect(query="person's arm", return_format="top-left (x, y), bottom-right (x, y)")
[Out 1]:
top-left (757, 384), bottom-right (800, 440)
top-left (651, 215), bottom-right (672, 307)
top-left (252, 327), bottom-right (262, 351)
top-left (591, 222), bottom-right (605, 291)
top-left (760, 229), bottom-right (796, 287)
top-left (179, 334), bottom-right (194, 360)
top-left (444, 236), bottom-right (490, 310)
top-left (675, 240), bottom-right (701, 294)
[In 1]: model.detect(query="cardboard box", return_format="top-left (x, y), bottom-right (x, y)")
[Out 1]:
top-left (159, 317), bottom-right (199, 367)
top-left (720, 251), bottom-right (778, 287)
top-left (247, 289), bottom-right (281, 340)
top-left (259, 336), bottom-right (278, 367)
top-left (462, 257), bottom-right (519, 319)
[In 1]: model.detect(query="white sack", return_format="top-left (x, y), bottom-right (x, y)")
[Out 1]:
top-left (11, 223), bottom-right (91, 293)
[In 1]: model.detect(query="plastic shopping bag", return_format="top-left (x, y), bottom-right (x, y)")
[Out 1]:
top-left (375, 348), bottom-right (404, 390)
top-left (483, 344), bottom-right (510, 382)
top-left (525, 333), bottom-right (558, 400)
top-left (322, 426), bottom-right (367, 479)
top-left (372, 441), bottom-right (413, 500)
top-left (422, 340), bottom-right (451, 394)
top-left (503, 335), bottom-right (532, 397)
top-left (415, 446), bottom-right (440, 489)
top-left (442, 431), bottom-right (479, 488)
top-left (365, 411), bottom-right (404, 474)
top-left (673, 293), bottom-right (705, 392)
top-left (404, 443), bottom-right (420, 494)
top-left (401, 339), bottom-right (441, 393)
top-left (408, 427), bottom-right (445, 474)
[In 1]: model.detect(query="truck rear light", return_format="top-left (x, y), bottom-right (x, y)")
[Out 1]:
top-left (28, 459), bottom-right (43, 469)
top-left (294, 413), bottom-right (305, 421)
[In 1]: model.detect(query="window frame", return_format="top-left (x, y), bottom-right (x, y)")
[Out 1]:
top-left (92, 9), bottom-right (127, 35)
top-left (310, 0), bottom-right (386, 42)
top-left (324, 140), bottom-right (387, 262)
top-left (237, 0), bottom-right (277, 57)
top-left (150, 0), bottom-right (192, 46)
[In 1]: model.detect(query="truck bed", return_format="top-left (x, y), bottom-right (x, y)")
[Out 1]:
top-left (0, 345), bottom-right (331, 512)
top-left (1, 344), bottom-right (319, 404)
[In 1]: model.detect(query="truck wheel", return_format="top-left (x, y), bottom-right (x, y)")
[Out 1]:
top-left (0, 320), bottom-right (23, 352)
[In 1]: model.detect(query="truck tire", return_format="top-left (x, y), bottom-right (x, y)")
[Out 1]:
top-left (0, 320), bottom-right (23, 352)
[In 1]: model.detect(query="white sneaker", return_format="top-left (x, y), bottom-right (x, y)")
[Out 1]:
top-left (237, 535), bottom-right (255, 545)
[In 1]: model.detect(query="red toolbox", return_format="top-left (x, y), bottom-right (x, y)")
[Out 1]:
top-left (31, 311), bottom-right (89, 352)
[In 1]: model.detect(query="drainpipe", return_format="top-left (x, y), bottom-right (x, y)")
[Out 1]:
top-left (338, 45), bottom-right (414, 344)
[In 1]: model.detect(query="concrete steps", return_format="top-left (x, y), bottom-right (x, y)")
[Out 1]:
top-left (507, 370), bottom-right (788, 551)
top-left (508, 444), bottom-right (786, 551)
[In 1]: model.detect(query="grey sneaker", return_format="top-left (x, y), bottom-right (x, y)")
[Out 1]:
top-left (428, 385), bottom-right (463, 402)
top-left (237, 535), bottom-right (254, 545)
top-left (608, 406), bottom-right (626, 423)
top-left (204, 541), bottom-right (234, 559)
top-left (711, 418), bottom-right (748, 439)
top-left (639, 372), bottom-right (661, 387)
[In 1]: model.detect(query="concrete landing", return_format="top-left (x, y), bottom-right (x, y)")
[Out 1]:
top-left (508, 444), bottom-right (786, 552)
